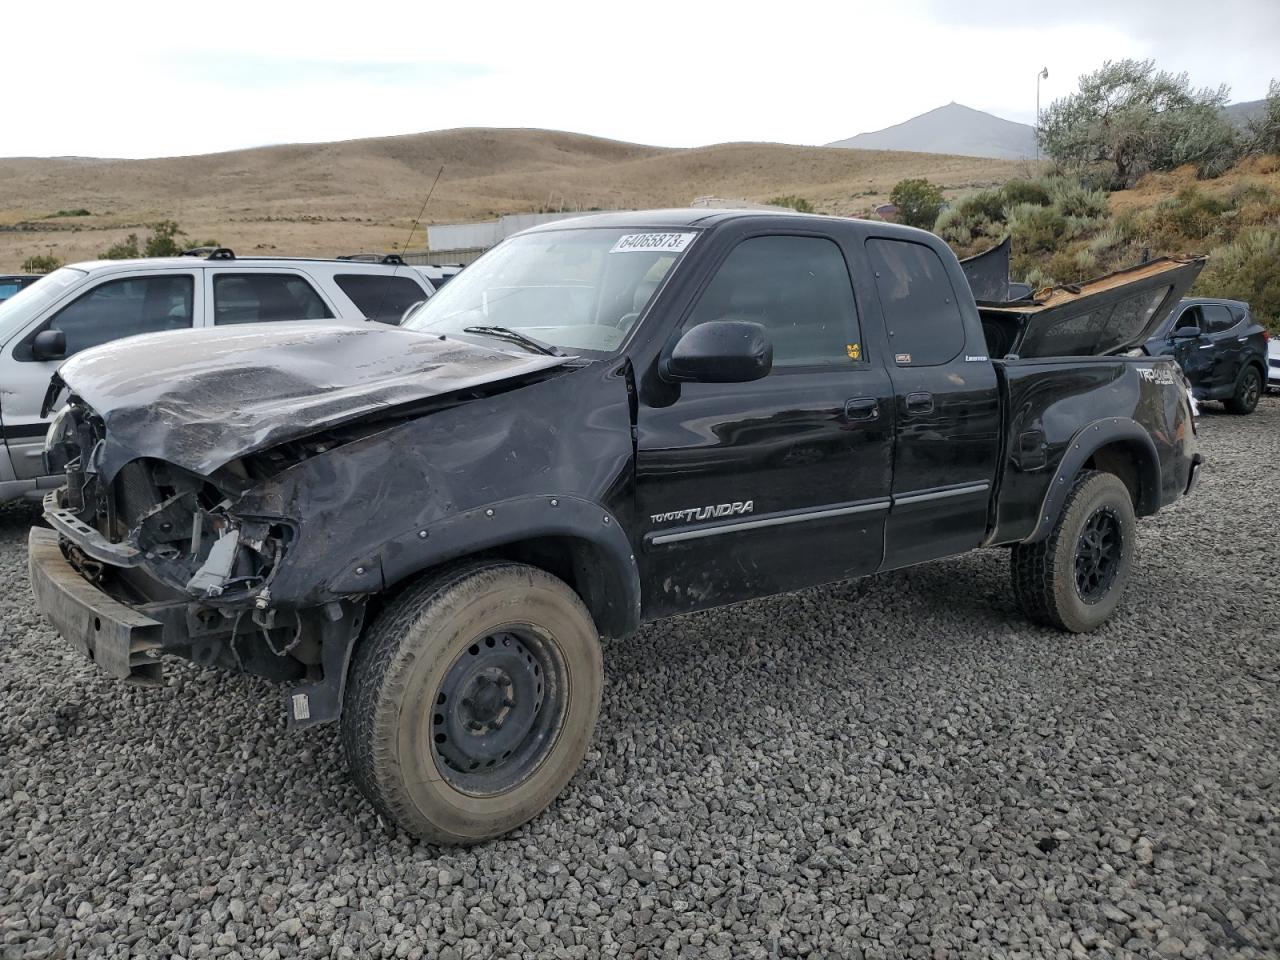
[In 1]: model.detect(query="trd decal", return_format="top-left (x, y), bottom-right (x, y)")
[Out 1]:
top-left (1137, 366), bottom-right (1177, 385)
top-left (651, 501), bottom-right (754, 525)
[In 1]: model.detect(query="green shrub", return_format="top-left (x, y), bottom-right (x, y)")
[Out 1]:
top-left (1197, 226), bottom-right (1280, 331)
top-left (99, 221), bottom-right (191, 260)
top-left (1073, 249), bottom-right (1099, 275)
top-left (1147, 187), bottom-right (1232, 246)
top-left (144, 220), bottom-right (186, 257)
top-left (1000, 179), bottom-right (1052, 207)
top-left (1062, 215), bottom-right (1104, 241)
top-left (1022, 267), bottom-right (1054, 291)
top-left (1006, 203), bottom-right (1068, 252)
top-left (101, 233), bottom-right (141, 259)
top-left (1046, 179), bottom-right (1109, 219)
top-left (889, 178), bottom-right (945, 229)
top-left (766, 195), bottom-right (814, 213)
top-left (1087, 226), bottom-right (1126, 256)
top-left (21, 254), bottom-right (62, 273)
top-left (957, 189), bottom-right (1006, 223)
top-left (45, 208), bottom-right (92, 218)
top-left (933, 206), bottom-right (973, 244)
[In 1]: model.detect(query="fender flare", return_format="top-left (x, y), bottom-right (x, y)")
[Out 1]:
top-left (330, 495), bottom-right (642, 637)
top-left (1023, 417), bottom-right (1161, 544)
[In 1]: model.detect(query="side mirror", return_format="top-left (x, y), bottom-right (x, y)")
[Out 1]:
top-left (661, 320), bottom-right (773, 384)
top-left (31, 329), bottom-right (67, 361)
top-left (1171, 325), bottom-right (1201, 340)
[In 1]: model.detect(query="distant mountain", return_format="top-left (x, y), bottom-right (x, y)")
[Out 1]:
top-left (1223, 99), bottom-right (1266, 129)
top-left (828, 102), bottom-right (1037, 161)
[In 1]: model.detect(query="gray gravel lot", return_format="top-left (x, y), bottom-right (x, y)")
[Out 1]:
top-left (2, 398), bottom-right (1278, 960)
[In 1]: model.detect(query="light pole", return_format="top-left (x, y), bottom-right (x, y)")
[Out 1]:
top-left (1035, 67), bottom-right (1049, 161)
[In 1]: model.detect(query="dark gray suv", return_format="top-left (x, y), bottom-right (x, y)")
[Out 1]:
top-left (1144, 297), bottom-right (1268, 415)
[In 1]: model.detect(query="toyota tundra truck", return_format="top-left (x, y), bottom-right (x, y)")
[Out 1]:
top-left (28, 210), bottom-right (1203, 844)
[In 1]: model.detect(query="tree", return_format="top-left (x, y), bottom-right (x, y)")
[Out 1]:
top-left (1246, 79), bottom-right (1280, 155)
top-left (889, 178), bottom-right (945, 229)
top-left (1039, 59), bottom-right (1237, 188)
top-left (21, 254), bottom-right (62, 273)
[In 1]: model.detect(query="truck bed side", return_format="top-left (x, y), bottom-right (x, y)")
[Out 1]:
top-left (987, 355), bottom-right (1198, 546)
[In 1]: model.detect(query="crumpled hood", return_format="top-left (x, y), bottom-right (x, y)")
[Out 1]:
top-left (53, 321), bottom-right (571, 480)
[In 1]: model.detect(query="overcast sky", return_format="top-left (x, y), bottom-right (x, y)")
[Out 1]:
top-left (2, 0), bottom-right (1276, 158)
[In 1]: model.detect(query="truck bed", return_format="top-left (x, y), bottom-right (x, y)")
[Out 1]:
top-left (977, 256), bottom-right (1205, 359)
top-left (987, 353), bottom-right (1197, 545)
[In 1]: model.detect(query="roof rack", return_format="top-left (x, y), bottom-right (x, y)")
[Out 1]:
top-left (337, 253), bottom-right (406, 266)
top-left (181, 246), bottom-right (236, 260)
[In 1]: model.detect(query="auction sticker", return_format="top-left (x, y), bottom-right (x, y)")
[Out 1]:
top-left (610, 232), bottom-right (696, 254)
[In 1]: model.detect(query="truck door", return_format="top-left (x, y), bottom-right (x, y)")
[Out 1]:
top-left (864, 236), bottom-right (1001, 570)
top-left (1198, 303), bottom-right (1243, 391)
top-left (1168, 304), bottom-right (1215, 388)
top-left (636, 233), bottom-right (895, 619)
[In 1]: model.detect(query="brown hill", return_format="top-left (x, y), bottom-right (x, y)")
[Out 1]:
top-left (0, 128), bottom-right (1024, 268)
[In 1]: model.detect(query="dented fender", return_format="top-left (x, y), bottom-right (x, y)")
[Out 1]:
top-left (331, 495), bottom-right (642, 637)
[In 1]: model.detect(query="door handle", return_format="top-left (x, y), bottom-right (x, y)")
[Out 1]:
top-left (844, 397), bottom-right (879, 421)
top-left (905, 391), bottom-right (934, 414)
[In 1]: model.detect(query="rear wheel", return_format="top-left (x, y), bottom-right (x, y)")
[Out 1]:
top-left (341, 560), bottom-right (603, 844)
top-left (1224, 365), bottom-right (1261, 415)
top-left (1011, 470), bottom-right (1136, 633)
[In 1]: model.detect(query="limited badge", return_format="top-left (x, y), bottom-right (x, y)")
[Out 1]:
top-left (846, 343), bottom-right (861, 361)
top-left (895, 353), bottom-right (912, 364)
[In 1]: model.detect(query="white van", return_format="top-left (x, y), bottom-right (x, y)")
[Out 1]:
top-left (0, 250), bottom-right (434, 502)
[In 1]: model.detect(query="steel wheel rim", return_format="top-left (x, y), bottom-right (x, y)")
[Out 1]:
top-left (429, 627), bottom-right (567, 796)
top-left (1074, 506), bottom-right (1123, 604)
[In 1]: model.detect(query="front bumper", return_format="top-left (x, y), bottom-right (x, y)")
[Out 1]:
top-left (28, 527), bottom-right (163, 683)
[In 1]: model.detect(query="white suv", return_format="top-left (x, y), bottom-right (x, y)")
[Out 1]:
top-left (0, 249), bottom-right (435, 503)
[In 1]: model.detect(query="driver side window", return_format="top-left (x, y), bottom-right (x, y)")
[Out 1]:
top-left (19, 274), bottom-right (194, 361)
top-left (684, 236), bottom-right (861, 367)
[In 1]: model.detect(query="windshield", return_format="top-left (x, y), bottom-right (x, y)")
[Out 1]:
top-left (403, 227), bottom-right (695, 355)
top-left (0, 267), bottom-right (87, 338)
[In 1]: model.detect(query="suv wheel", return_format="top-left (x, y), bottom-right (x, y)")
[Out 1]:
top-left (1010, 470), bottom-right (1137, 633)
top-left (1224, 365), bottom-right (1262, 415)
top-left (341, 560), bottom-right (603, 844)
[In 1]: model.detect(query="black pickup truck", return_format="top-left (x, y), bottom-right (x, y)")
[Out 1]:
top-left (29, 210), bottom-right (1203, 844)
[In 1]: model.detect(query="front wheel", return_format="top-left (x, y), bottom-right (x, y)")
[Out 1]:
top-left (1224, 366), bottom-right (1261, 415)
top-left (1010, 470), bottom-right (1137, 633)
top-left (341, 561), bottom-right (603, 844)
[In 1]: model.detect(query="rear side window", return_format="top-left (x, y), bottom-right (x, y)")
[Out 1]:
top-left (1200, 303), bottom-right (1236, 334)
top-left (684, 235), bottom-right (861, 367)
top-left (866, 238), bottom-right (966, 366)
top-left (213, 273), bottom-right (332, 325)
top-left (19, 274), bottom-right (194, 360)
top-left (335, 274), bottom-right (427, 324)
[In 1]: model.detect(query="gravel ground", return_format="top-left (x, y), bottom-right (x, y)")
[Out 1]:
top-left (2, 398), bottom-right (1278, 960)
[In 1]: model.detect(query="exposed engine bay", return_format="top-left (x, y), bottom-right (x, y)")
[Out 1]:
top-left (42, 398), bottom-right (367, 723)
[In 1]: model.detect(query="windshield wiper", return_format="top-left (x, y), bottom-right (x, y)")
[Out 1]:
top-left (461, 326), bottom-right (565, 357)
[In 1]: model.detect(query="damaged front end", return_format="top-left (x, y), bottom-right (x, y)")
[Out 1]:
top-left (41, 399), bottom-right (364, 727)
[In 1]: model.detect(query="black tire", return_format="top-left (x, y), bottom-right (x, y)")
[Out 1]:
top-left (1224, 365), bottom-right (1262, 415)
top-left (1010, 470), bottom-right (1137, 633)
top-left (341, 560), bottom-right (603, 844)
